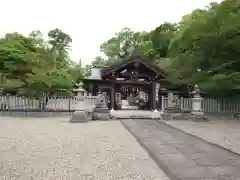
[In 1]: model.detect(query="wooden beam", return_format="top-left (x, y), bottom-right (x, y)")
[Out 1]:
top-left (152, 82), bottom-right (156, 110)
top-left (82, 79), bottom-right (151, 85)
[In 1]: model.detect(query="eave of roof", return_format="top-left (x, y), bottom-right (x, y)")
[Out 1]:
top-left (101, 48), bottom-right (167, 77)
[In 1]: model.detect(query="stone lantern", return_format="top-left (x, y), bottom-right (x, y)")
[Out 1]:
top-left (69, 83), bottom-right (88, 123)
top-left (191, 84), bottom-right (207, 121)
top-left (74, 82), bottom-right (86, 97)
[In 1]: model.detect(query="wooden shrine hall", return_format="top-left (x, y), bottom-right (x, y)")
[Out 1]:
top-left (82, 48), bottom-right (168, 111)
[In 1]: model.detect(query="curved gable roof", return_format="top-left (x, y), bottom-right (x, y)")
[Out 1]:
top-left (101, 48), bottom-right (167, 77)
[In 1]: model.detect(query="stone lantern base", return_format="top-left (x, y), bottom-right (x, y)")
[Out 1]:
top-left (70, 110), bottom-right (88, 123)
top-left (69, 99), bottom-right (89, 123)
top-left (191, 111), bottom-right (208, 121)
top-left (162, 101), bottom-right (187, 120)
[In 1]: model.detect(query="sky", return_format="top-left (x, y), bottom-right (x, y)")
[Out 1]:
top-left (0, 0), bottom-right (222, 65)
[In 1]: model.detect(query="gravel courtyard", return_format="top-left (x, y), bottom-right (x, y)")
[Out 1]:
top-left (0, 117), bottom-right (169, 180)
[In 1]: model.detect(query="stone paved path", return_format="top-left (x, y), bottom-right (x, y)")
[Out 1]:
top-left (165, 119), bottom-right (240, 155)
top-left (122, 119), bottom-right (240, 180)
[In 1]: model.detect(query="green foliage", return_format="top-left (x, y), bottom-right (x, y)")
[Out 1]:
top-left (2, 0), bottom-right (240, 99)
top-left (168, 0), bottom-right (240, 97)
top-left (0, 29), bottom-right (83, 97)
top-left (87, 0), bottom-right (240, 99)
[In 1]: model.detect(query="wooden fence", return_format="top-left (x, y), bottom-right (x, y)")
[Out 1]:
top-left (0, 96), bottom-right (76, 111)
top-left (1, 96), bottom-right (240, 113)
top-left (162, 97), bottom-right (240, 113)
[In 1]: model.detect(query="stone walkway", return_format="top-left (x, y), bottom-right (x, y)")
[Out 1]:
top-left (165, 119), bottom-right (240, 155)
top-left (122, 119), bottom-right (240, 180)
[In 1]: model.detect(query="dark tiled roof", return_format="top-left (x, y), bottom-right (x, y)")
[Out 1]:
top-left (101, 48), bottom-right (167, 77)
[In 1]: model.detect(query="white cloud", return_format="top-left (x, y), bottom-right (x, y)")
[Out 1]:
top-left (0, 0), bottom-right (221, 65)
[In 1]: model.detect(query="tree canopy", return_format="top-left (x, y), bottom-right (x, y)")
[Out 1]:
top-left (1, 0), bottom-right (239, 99)
top-left (0, 29), bottom-right (83, 97)
top-left (89, 0), bottom-right (240, 99)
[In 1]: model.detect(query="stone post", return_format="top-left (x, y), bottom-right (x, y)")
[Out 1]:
top-left (69, 87), bottom-right (88, 123)
top-left (191, 84), bottom-right (207, 121)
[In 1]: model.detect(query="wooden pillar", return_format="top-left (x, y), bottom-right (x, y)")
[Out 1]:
top-left (89, 84), bottom-right (93, 95)
top-left (110, 84), bottom-right (115, 110)
top-left (152, 82), bottom-right (156, 110)
top-left (92, 85), bottom-right (96, 96)
top-left (148, 85), bottom-right (152, 110)
top-left (110, 72), bottom-right (116, 110)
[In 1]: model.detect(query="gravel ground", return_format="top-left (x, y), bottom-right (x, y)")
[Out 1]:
top-left (164, 119), bottom-right (240, 155)
top-left (0, 117), bottom-right (169, 180)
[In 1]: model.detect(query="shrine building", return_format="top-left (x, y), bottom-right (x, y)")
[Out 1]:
top-left (82, 48), bottom-right (169, 111)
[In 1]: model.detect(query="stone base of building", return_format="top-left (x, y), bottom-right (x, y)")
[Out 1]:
top-left (92, 113), bottom-right (110, 120)
top-left (69, 110), bottom-right (89, 123)
top-left (110, 110), bottom-right (161, 119)
top-left (92, 107), bottom-right (110, 120)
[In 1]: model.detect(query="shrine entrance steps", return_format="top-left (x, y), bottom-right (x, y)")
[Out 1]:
top-left (122, 119), bottom-right (240, 180)
top-left (110, 110), bottom-right (161, 120)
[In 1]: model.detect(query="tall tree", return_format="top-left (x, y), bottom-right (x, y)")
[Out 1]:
top-left (100, 27), bottom-right (144, 65)
top-left (168, 0), bottom-right (240, 98)
top-left (0, 29), bottom-right (82, 97)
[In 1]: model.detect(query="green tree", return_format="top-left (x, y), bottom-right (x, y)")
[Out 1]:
top-left (0, 29), bottom-right (82, 97)
top-left (168, 0), bottom-right (240, 98)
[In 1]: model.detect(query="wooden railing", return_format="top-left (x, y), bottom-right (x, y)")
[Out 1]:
top-left (1, 95), bottom-right (240, 113)
top-left (162, 97), bottom-right (240, 113)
